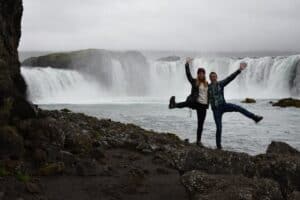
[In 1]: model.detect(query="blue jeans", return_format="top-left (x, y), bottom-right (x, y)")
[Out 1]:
top-left (212, 103), bottom-right (257, 148)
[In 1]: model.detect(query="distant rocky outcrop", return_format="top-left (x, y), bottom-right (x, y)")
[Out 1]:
top-left (22, 49), bottom-right (150, 94)
top-left (157, 56), bottom-right (181, 62)
top-left (272, 98), bottom-right (300, 108)
top-left (22, 49), bottom-right (148, 71)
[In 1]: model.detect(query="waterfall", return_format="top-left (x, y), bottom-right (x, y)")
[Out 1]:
top-left (21, 54), bottom-right (300, 104)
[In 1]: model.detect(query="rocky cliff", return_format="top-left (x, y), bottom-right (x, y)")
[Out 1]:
top-left (0, 0), bottom-right (35, 124)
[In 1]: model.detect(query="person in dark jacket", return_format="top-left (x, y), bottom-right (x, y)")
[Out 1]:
top-left (169, 58), bottom-right (208, 146)
top-left (208, 62), bottom-right (263, 149)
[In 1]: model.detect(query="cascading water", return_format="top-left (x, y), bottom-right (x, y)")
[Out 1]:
top-left (21, 54), bottom-right (300, 104)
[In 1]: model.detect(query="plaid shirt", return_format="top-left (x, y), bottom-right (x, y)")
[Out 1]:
top-left (208, 70), bottom-right (241, 109)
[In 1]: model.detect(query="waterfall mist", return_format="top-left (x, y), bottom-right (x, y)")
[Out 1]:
top-left (21, 53), bottom-right (300, 104)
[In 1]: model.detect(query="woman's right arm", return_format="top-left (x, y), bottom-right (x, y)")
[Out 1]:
top-left (185, 58), bottom-right (194, 83)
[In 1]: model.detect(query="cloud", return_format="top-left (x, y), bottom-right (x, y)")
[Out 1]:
top-left (19, 0), bottom-right (300, 52)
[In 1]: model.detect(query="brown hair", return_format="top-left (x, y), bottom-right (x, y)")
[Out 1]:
top-left (196, 68), bottom-right (208, 87)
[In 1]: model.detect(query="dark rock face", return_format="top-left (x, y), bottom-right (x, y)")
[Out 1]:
top-left (272, 98), bottom-right (300, 108)
top-left (0, 0), bottom-right (36, 124)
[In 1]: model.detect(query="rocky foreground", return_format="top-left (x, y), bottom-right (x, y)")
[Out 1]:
top-left (0, 108), bottom-right (299, 200)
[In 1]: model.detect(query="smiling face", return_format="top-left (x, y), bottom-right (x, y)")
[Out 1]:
top-left (209, 72), bottom-right (218, 83)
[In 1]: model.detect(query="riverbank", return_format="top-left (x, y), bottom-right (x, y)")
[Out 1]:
top-left (0, 108), bottom-right (299, 199)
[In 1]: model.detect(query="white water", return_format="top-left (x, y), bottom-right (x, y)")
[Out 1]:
top-left (21, 55), bottom-right (300, 104)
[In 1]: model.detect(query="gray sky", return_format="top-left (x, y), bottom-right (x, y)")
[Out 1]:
top-left (19, 0), bottom-right (300, 52)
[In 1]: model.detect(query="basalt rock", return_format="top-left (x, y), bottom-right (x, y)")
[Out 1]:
top-left (181, 170), bottom-right (283, 200)
top-left (272, 98), bottom-right (300, 108)
top-left (0, 0), bottom-right (36, 124)
top-left (241, 98), bottom-right (256, 104)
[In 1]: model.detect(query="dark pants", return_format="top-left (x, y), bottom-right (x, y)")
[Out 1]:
top-left (212, 103), bottom-right (256, 148)
top-left (175, 101), bottom-right (207, 143)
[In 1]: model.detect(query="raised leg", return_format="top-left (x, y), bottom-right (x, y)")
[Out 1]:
top-left (222, 103), bottom-right (257, 121)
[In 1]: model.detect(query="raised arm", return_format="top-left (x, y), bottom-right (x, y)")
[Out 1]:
top-left (185, 62), bottom-right (194, 83)
top-left (219, 69), bottom-right (241, 87)
top-left (219, 62), bottom-right (247, 87)
top-left (185, 57), bottom-right (194, 84)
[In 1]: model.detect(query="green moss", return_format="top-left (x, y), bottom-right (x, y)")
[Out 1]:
top-left (15, 171), bottom-right (31, 182)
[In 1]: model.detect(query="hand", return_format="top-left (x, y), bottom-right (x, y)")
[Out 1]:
top-left (239, 62), bottom-right (247, 71)
top-left (186, 57), bottom-right (193, 64)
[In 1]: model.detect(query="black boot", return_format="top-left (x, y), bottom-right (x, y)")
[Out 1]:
top-left (217, 144), bottom-right (223, 150)
top-left (254, 115), bottom-right (263, 123)
top-left (169, 96), bottom-right (176, 109)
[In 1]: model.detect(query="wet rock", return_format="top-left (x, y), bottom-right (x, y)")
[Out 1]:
top-left (182, 170), bottom-right (283, 200)
top-left (266, 141), bottom-right (300, 156)
top-left (241, 98), bottom-right (256, 104)
top-left (272, 98), bottom-right (300, 108)
top-left (0, 126), bottom-right (24, 159)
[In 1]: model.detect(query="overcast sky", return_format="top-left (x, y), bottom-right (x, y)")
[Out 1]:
top-left (19, 0), bottom-right (300, 52)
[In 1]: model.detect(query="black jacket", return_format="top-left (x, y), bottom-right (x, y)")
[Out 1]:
top-left (185, 63), bottom-right (208, 109)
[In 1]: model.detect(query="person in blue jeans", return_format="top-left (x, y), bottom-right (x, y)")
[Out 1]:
top-left (208, 62), bottom-right (263, 149)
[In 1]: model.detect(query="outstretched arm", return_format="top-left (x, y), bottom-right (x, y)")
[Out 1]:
top-left (185, 57), bottom-right (194, 84)
top-left (219, 62), bottom-right (247, 87)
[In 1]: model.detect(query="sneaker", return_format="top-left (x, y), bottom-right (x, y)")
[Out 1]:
top-left (169, 96), bottom-right (176, 109)
top-left (254, 115), bottom-right (263, 123)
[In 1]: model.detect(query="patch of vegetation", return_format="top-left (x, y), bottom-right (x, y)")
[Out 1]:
top-left (15, 171), bottom-right (31, 182)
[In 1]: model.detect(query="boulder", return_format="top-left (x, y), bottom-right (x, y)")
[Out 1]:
top-left (272, 98), bottom-right (300, 108)
top-left (181, 170), bottom-right (283, 200)
top-left (241, 98), bottom-right (256, 104)
top-left (266, 141), bottom-right (299, 156)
